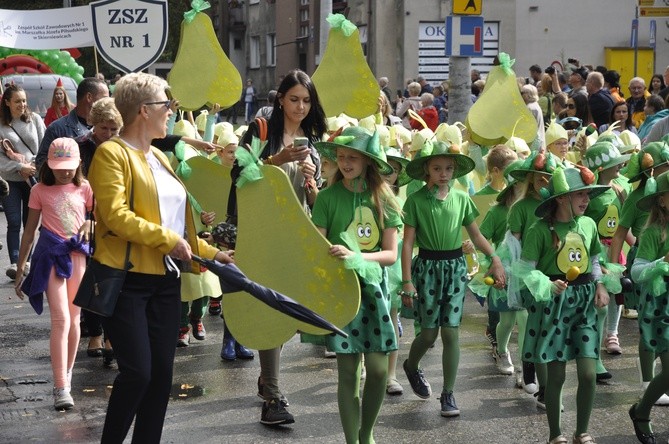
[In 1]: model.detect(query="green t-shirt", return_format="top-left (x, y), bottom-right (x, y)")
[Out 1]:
top-left (584, 188), bottom-right (622, 240)
top-left (635, 225), bottom-right (669, 262)
top-left (403, 185), bottom-right (478, 250)
top-left (619, 185), bottom-right (648, 238)
top-left (507, 196), bottom-right (542, 240)
top-left (479, 203), bottom-right (508, 247)
top-left (475, 183), bottom-right (500, 196)
top-left (311, 181), bottom-right (402, 251)
top-left (613, 175), bottom-right (633, 196)
top-left (522, 216), bottom-right (602, 276)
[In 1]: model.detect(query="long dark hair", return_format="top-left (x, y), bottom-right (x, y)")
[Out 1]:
top-left (609, 101), bottom-right (633, 129)
top-left (267, 69), bottom-right (327, 150)
top-left (1, 84), bottom-right (31, 125)
top-left (570, 94), bottom-right (592, 125)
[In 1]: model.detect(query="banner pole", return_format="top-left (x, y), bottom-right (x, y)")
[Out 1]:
top-left (94, 46), bottom-right (99, 74)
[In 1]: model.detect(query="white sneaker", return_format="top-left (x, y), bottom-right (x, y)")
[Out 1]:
top-left (494, 351), bottom-right (514, 375)
top-left (523, 381), bottom-right (538, 395)
top-left (53, 387), bottom-right (74, 410)
top-left (514, 367), bottom-right (523, 388)
top-left (5, 264), bottom-right (17, 280)
top-left (386, 377), bottom-right (404, 395)
top-left (641, 381), bottom-right (669, 406)
top-left (24, 262), bottom-right (30, 276)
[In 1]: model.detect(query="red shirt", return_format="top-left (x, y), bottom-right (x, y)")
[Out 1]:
top-left (44, 106), bottom-right (70, 127)
top-left (411, 106), bottom-right (439, 131)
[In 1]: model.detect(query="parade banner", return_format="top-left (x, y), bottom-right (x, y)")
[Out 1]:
top-left (0, 0), bottom-right (168, 73)
top-left (0, 6), bottom-right (94, 49)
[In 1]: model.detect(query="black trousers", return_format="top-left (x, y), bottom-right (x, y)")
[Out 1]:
top-left (100, 270), bottom-right (180, 444)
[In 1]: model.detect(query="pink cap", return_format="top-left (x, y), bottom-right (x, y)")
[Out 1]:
top-left (48, 137), bottom-right (80, 170)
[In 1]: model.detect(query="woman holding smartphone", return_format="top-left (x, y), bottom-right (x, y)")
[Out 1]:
top-left (227, 69), bottom-right (327, 425)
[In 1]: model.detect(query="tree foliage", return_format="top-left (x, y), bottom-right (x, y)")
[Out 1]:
top-left (0, 0), bottom-right (193, 79)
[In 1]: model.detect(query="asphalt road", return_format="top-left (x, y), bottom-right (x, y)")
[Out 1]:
top-left (0, 214), bottom-right (667, 443)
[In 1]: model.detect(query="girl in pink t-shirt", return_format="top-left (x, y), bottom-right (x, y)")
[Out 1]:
top-left (14, 137), bottom-right (93, 411)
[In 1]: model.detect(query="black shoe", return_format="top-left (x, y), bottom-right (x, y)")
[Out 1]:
top-left (256, 376), bottom-right (290, 406)
top-left (596, 371), bottom-right (613, 382)
top-left (190, 318), bottom-right (205, 341)
top-left (439, 391), bottom-right (460, 417)
top-left (102, 348), bottom-right (114, 367)
top-left (629, 403), bottom-right (655, 444)
top-left (260, 398), bottom-right (294, 425)
top-left (208, 297), bottom-right (222, 316)
top-left (403, 359), bottom-right (431, 399)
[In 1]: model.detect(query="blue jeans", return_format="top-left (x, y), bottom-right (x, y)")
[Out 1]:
top-left (2, 180), bottom-right (31, 263)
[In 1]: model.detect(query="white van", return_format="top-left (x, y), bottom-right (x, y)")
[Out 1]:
top-left (0, 74), bottom-right (78, 118)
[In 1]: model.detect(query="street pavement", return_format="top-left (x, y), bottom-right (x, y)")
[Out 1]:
top-left (0, 216), bottom-right (668, 443)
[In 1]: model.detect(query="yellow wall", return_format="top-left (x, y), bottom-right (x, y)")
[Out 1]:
top-left (605, 47), bottom-right (655, 94)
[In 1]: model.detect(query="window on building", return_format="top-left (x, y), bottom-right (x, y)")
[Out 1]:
top-left (266, 33), bottom-right (276, 67)
top-left (250, 36), bottom-right (260, 69)
top-left (234, 38), bottom-right (242, 50)
top-left (299, 0), bottom-right (309, 38)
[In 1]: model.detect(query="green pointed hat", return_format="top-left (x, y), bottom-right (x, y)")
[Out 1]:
top-left (581, 141), bottom-right (630, 172)
top-left (315, 125), bottom-right (393, 174)
top-left (384, 147), bottom-right (411, 187)
top-left (496, 159), bottom-right (524, 203)
top-left (624, 141), bottom-right (669, 183)
top-left (535, 166), bottom-right (610, 217)
top-left (509, 150), bottom-right (558, 181)
top-left (405, 140), bottom-right (475, 180)
top-left (637, 169), bottom-right (669, 211)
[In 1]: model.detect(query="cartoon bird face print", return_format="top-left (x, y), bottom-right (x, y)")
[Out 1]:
top-left (556, 231), bottom-right (589, 274)
top-left (346, 206), bottom-right (380, 252)
top-left (597, 204), bottom-right (619, 238)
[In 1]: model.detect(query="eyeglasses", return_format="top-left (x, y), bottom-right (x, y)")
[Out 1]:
top-left (144, 100), bottom-right (172, 110)
top-left (566, 104), bottom-right (575, 109)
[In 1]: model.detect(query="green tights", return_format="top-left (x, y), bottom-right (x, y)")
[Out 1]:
top-left (639, 341), bottom-right (658, 382)
top-left (180, 297), bottom-right (208, 327)
top-left (337, 352), bottom-right (388, 444)
top-left (635, 351), bottom-right (669, 435)
top-left (594, 305), bottom-right (609, 375)
top-left (495, 310), bottom-right (528, 367)
top-left (407, 326), bottom-right (459, 392)
top-left (546, 358), bottom-right (596, 440)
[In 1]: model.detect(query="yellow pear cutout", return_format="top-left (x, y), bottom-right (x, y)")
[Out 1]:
top-left (556, 232), bottom-right (588, 274)
top-left (596, 204), bottom-right (619, 238)
top-left (181, 156), bottom-right (231, 225)
top-left (223, 165), bottom-right (361, 349)
top-left (312, 14), bottom-right (378, 119)
top-left (168, 2), bottom-right (242, 111)
top-left (465, 53), bottom-right (537, 146)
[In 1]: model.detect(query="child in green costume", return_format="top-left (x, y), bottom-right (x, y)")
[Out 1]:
top-left (312, 126), bottom-right (402, 444)
top-left (517, 166), bottom-right (610, 444)
top-left (400, 140), bottom-right (505, 417)
top-left (629, 169), bottom-right (669, 444)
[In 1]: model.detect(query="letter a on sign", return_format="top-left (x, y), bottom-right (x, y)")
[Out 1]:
top-left (91, 0), bottom-right (168, 73)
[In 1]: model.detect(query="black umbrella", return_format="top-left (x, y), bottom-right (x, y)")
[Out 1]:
top-left (191, 255), bottom-right (347, 338)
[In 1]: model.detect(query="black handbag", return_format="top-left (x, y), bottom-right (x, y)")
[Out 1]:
top-left (73, 146), bottom-right (134, 317)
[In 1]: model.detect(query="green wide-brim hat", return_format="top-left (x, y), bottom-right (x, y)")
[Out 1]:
top-left (315, 126), bottom-right (393, 175)
top-left (405, 140), bottom-right (475, 181)
top-left (581, 141), bottom-right (630, 172)
top-left (637, 170), bottom-right (669, 211)
top-left (624, 141), bottom-right (669, 183)
top-left (384, 147), bottom-right (411, 187)
top-left (509, 151), bottom-right (558, 182)
top-left (535, 166), bottom-right (610, 218)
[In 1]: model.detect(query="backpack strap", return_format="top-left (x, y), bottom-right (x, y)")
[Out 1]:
top-left (255, 117), bottom-right (267, 141)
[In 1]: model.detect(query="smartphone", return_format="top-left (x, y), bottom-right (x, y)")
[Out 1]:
top-left (293, 137), bottom-right (309, 149)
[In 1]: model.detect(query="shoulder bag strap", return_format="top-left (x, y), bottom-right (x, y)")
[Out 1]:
top-left (8, 124), bottom-right (36, 155)
top-left (255, 117), bottom-right (267, 141)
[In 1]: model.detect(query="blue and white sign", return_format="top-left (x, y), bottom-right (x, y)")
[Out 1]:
top-left (630, 18), bottom-right (638, 48)
top-left (650, 19), bottom-right (656, 49)
top-left (445, 15), bottom-right (484, 57)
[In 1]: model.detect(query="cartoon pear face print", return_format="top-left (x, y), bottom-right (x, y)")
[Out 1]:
top-left (597, 204), bottom-right (619, 238)
top-left (346, 206), bottom-right (380, 252)
top-left (556, 232), bottom-right (589, 274)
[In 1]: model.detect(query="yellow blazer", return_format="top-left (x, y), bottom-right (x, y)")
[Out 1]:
top-left (88, 137), bottom-right (219, 275)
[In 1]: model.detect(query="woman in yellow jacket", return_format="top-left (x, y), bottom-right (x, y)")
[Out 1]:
top-left (88, 72), bottom-right (233, 444)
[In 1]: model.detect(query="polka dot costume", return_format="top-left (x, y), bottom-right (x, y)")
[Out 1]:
top-left (325, 271), bottom-right (397, 354)
top-left (410, 255), bottom-right (469, 328)
top-left (523, 282), bottom-right (601, 363)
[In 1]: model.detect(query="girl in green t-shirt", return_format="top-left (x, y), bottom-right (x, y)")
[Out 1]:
top-left (400, 141), bottom-right (505, 418)
top-left (629, 169), bottom-right (669, 443)
top-left (312, 126), bottom-right (402, 444)
top-left (518, 167), bottom-right (610, 444)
